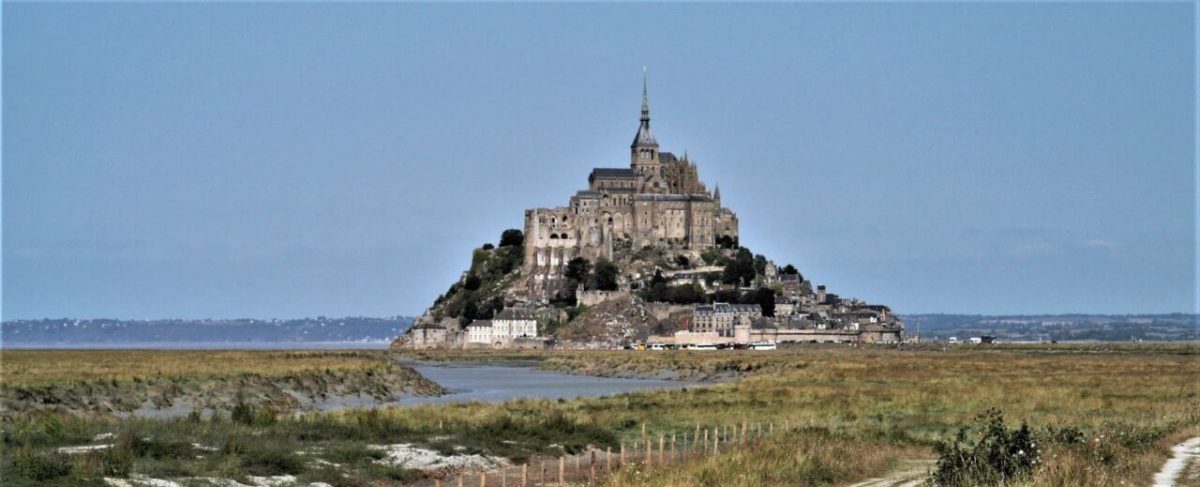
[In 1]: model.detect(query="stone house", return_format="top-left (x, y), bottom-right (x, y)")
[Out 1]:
top-left (691, 303), bottom-right (762, 337)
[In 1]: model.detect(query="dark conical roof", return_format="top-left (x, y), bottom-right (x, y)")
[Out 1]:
top-left (632, 70), bottom-right (659, 148)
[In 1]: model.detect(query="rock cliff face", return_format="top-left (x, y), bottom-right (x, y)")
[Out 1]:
top-left (391, 235), bottom-right (903, 349)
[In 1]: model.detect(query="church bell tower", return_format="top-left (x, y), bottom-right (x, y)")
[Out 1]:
top-left (631, 69), bottom-right (660, 176)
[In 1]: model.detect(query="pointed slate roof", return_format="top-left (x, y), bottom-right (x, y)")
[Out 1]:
top-left (632, 71), bottom-right (658, 148)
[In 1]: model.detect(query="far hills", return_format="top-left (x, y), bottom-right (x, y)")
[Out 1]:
top-left (1, 313), bottom-right (1194, 348)
top-left (0, 316), bottom-right (413, 348)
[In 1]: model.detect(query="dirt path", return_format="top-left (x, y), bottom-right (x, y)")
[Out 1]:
top-left (846, 459), bottom-right (935, 487)
top-left (1154, 437), bottom-right (1200, 487)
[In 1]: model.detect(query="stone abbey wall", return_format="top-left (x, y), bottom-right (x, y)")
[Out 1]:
top-left (522, 90), bottom-right (740, 300)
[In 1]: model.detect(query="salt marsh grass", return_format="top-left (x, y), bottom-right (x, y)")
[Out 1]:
top-left (1, 344), bottom-right (1196, 485)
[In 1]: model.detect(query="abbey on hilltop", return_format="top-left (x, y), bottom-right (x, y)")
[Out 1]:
top-left (396, 74), bottom-right (904, 350)
top-left (524, 77), bottom-right (739, 299)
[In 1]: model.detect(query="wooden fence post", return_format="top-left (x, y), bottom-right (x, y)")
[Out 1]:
top-left (607, 446), bottom-right (612, 471)
top-left (645, 437), bottom-right (652, 466)
top-left (480, 470), bottom-right (487, 487)
top-left (435, 479), bottom-right (442, 487)
top-left (559, 457), bottom-right (565, 486)
top-left (620, 442), bottom-right (626, 465)
top-left (590, 450), bottom-right (596, 481)
top-left (740, 421), bottom-right (746, 447)
top-left (703, 428), bottom-right (709, 453)
top-left (457, 473), bottom-right (464, 487)
top-left (671, 433), bottom-right (676, 459)
top-left (521, 464), bottom-right (528, 487)
top-left (713, 426), bottom-right (719, 454)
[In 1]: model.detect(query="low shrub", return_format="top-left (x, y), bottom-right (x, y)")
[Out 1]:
top-left (930, 409), bottom-right (1038, 486)
top-left (240, 443), bottom-right (305, 476)
top-left (12, 446), bottom-right (72, 481)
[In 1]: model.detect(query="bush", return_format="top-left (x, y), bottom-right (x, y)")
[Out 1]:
top-left (230, 402), bottom-right (256, 425)
top-left (325, 443), bottom-right (386, 465)
top-left (590, 259), bottom-right (620, 291)
top-left (930, 410), bottom-right (1038, 486)
top-left (722, 248), bottom-right (756, 286)
top-left (240, 443), bottom-right (305, 476)
top-left (464, 274), bottom-right (482, 291)
top-left (12, 446), bottom-right (72, 481)
top-left (499, 229), bottom-right (524, 247)
top-left (700, 249), bottom-right (726, 266)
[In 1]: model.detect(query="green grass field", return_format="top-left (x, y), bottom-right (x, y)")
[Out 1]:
top-left (1, 344), bottom-right (1196, 485)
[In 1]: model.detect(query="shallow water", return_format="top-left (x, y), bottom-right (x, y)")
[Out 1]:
top-left (393, 362), bottom-right (691, 406)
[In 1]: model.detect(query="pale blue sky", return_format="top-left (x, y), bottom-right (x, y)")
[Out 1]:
top-left (3, 3), bottom-right (1195, 319)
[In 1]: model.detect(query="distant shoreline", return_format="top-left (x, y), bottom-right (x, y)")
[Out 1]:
top-left (0, 340), bottom-right (394, 350)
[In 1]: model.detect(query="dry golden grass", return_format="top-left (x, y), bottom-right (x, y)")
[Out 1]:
top-left (391, 345), bottom-right (1200, 485)
top-left (0, 350), bottom-right (392, 386)
top-left (2, 344), bottom-right (1196, 485)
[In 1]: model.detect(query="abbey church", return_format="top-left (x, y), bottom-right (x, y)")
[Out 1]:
top-left (524, 79), bottom-right (739, 297)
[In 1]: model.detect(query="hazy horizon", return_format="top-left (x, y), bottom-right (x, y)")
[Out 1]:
top-left (4, 3), bottom-right (1196, 319)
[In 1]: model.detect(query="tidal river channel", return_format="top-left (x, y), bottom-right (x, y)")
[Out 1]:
top-left (394, 361), bottom-right (692, 406)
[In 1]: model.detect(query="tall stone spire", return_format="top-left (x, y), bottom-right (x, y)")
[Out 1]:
top-left (640, 67), bottom-right (650, 122)
top-left (714, 183), bottom-right (721, 202)
top-left (632, 67), bottom-right (658, 149)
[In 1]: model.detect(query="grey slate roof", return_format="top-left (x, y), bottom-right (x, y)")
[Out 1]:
top-left (496, 308), bottom-right (538, 320)
top-left (660, 152), bottom-right (677, 164)
top-left (590, 168), bottom-right (638, 179)
top-left (694, 303), bottom-right (763, 316)
top-left (632, 121), bottom-right (658, 148)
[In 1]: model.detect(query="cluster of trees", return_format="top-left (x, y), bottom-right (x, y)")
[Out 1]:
top-left (638, 270), bottom-right (707, 304)
top-left (436, 229), bottom-right (527, 323)
top-left (721, 248), bottom-right (758, 287)
top-left (713, 287), bottom-right (777, 317)
top-left (564, 257), bottom-right (620, 292)
top-left (499, 229), bottom-right (524, 247)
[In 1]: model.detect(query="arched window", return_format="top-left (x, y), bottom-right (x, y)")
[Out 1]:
top-left (550, 234), bottom-right (559, 239)
top-left (560, 233), bottom-right (568, 239)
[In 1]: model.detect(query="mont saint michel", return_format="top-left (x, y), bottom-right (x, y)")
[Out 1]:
top-left (8, 4), bottom-right (1195, 486)
top-left (398, 78), bottom-right (904, 350)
